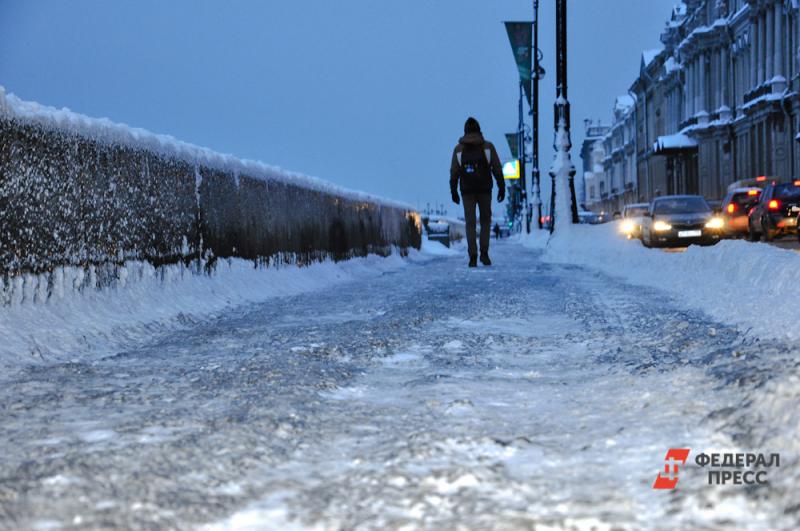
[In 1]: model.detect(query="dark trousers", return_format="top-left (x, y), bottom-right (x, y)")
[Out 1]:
top-left (462, 193), bottom-right (492, 258)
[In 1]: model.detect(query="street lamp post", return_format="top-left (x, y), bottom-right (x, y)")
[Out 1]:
top-left (532, 0), bottom-right (543, 230)
top-left (518, 81), bottom-right (530, 233)
top-left (548, 0), bottom-right (579, 232)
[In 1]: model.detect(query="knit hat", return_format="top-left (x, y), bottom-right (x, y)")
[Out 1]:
top-left (464, 117), bottom-right (481, 134)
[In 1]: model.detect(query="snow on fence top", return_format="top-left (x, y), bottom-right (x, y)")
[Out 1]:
top-left (0, 86), bottom-right (413, 211)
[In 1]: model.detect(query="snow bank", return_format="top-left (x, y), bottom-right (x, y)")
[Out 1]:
top-left (417, 238), bottom-right (461, 258)
top-left (0, 243), bottom-right (450, 371)
top-left (522, 223), bottom-right (800, 341)
top-left (521, 224), bottom-right (800, 512)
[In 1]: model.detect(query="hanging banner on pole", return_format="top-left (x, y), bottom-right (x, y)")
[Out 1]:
top-left (504, 21), bottom-right (533, 107)
top-left (505, 133), bottom-right (520, 160)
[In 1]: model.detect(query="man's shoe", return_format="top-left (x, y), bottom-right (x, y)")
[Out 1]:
top-left (468, 256), bottom-right (478, 268)
top-left (480, 252), bottom-right (491, 266)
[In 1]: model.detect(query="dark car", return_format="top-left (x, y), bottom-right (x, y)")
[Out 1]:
top-left (578, 211), bottom-right (600, 224)
top-left (747, 180), bottom-right (800, 241)
top-left (720, 187), bottom-right (761, 238)
top-left (641, 195), bottom-right (723, 248)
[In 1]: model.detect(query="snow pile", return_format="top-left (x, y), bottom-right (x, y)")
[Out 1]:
top-left (547, 118), bottom-right (576, 234)
top-left (0, 244), bottom-right (449, 371)
top-left (0, 86), bottom-right (411, 211)
top-left (416, 238), bottom-right (461, 258)
top-left (523, 222), bottom-right (800, 341)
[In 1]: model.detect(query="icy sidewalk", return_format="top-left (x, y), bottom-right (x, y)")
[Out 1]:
top-left (0, 241), bottom-right (796, 530)
top-left (202, 244), bottom-right (793, 530)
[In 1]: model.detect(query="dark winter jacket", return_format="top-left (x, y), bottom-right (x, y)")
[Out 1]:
top-left (450, 133), bottom-right (505, 196)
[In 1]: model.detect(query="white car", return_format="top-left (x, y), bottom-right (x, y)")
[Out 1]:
top-left (620, 203), bottom-right (649, 239)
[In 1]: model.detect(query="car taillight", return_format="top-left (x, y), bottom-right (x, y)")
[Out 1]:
top-left (768, 199), bottom-right (781, 210)
top-left (747, 189), bottom-right (759, 196)
top-left (756, 175), bottom-right (767, 182)
top-left (727, 203), bottom-right (736, 214)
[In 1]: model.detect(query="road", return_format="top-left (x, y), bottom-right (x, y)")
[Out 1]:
top-left (767, 237), bottom-right (800, 251)
top-left (0, 242), bottom-right (796, 530)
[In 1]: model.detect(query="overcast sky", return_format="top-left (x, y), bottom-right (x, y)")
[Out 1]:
top-left (1, 0), bottom-right (677, 213)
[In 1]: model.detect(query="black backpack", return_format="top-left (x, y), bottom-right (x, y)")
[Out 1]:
top-left (458, 144), bottom-right (492, 192)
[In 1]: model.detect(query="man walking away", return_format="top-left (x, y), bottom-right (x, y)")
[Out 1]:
top-left (450, 117), bottom-right (505, 267)
top-left (493, 222), bottom-right (501, 240)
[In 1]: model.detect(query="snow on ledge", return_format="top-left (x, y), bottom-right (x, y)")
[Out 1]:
top-left (521, 223), bottom-right (800, 342)
top-left (0, 86), bottom-right (413, 211)
top-left (653, 133), bottom-right (698, 152)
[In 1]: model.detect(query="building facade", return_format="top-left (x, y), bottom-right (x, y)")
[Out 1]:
top-left (580, 120), bottom-right (609, 207)
top-left (586, 0), bottom-right (800, 213)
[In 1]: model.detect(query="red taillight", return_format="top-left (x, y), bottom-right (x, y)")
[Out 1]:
top-left (756, 175), bottom-right (767, 182)
top-left (727, 203), bottom-right (736, 214)
top-left (768, 199), bottom-right (781, 210)
top-left (794, 180), bottom-right (800, 186)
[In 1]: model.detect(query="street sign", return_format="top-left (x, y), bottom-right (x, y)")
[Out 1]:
top-left (503, 160), bottom-right (520, 180)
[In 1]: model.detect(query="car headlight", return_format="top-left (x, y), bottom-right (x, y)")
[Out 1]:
top-left (653, 220), bottom-right (672, 232)
top-left (620, 220), bottom-right (635, 234)
top-left (705, 217), bottom-right (724, 229)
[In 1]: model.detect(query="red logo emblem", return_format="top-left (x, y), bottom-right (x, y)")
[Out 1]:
top-left (653, 448), bottom-right (691, 489)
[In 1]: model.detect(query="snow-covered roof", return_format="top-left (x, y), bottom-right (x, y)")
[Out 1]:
top-left (614, 94), bottom-right (635, 112)
top-left (642, 48), bottom-right (663, 67)
top-left (653, 133), bottom-right (698, 152)
top-left (0, 86), bottom-right (414, 211)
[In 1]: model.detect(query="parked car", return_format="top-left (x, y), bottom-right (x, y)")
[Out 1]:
top-left (720, 187), bottom-right (761, 238)
top-left (578, 211), bottom-right (600, 224)
top-left (620, 203), bottom-right (649, 239)
top-left (747, 179), bottom-right (800, 241)
top-left (641, 195), bottom-right (723, 248)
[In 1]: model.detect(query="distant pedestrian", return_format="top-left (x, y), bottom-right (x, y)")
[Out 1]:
top-left (493, 223), bottom-right (501, 240)
top-left (450, 117), bottom-right (505, 267)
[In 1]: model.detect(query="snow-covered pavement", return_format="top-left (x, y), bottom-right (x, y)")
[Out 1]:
top-left (1, 241), bottom-right (798, 530)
